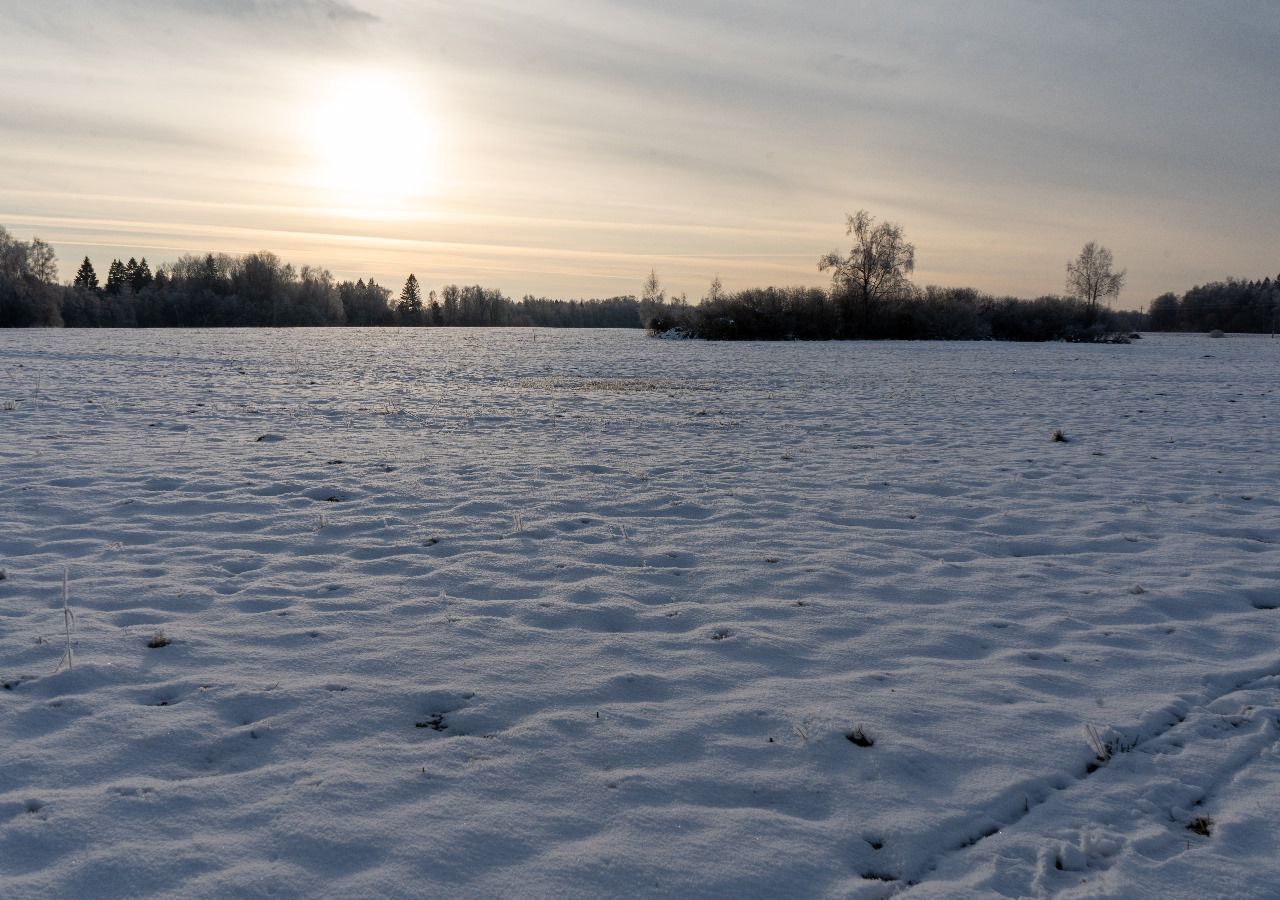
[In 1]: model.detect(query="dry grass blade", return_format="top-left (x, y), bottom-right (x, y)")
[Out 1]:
top-left (54, 566), bottom-right (75, 673)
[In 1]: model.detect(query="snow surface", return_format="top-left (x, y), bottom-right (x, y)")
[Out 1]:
top-left (1, 328), bottom-right (1277, 899)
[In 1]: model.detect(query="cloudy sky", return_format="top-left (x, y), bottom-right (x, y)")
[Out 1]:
top-left (1, 0), bottom-right (1276, 305)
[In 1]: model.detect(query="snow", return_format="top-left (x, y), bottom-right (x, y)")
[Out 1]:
top-left (1, 328), bottom-right (1277, 898)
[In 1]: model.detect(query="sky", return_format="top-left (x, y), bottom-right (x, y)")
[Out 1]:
top-left (1, 0), bottom-right (1277, 308)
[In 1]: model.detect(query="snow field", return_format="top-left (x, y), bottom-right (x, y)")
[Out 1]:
top-left (1, 328), bottom-right (1277, 898)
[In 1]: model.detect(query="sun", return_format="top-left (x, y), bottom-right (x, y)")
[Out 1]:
top-left (307, 70), bottom-right (438, 204)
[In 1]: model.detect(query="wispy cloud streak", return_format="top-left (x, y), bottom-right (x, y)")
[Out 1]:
top-left (0, 0), bottom-right (1277, 302)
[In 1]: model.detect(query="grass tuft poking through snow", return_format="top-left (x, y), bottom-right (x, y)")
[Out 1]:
top-left (846, 725), bottom-right (875, 747)
top-left (1187, 815), bottom-right (1214, 837)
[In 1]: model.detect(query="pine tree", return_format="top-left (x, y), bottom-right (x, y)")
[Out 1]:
top-left (73, 256), bottom-right (99, 290)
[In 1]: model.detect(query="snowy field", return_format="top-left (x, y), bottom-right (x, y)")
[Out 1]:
top-left (1, 327), bottom-right (1278, 899)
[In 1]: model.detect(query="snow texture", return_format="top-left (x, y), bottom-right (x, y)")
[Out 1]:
top-left (1, 328), bottom-right (1277, 898)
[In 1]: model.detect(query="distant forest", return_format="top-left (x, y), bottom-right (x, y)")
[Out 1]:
top-left (0, 229), bottom-right (641, 330)
top-left (1, 221), bottom-right (1273, 340)
top-left (1148, 278), bottom-right (1280, 334)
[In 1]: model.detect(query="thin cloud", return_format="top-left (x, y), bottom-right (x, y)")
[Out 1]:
top-left (1, 0), bottom-right (1277, 302)
top-left (5, 0), bottom-right (376, 45)
top-left (174, 0), bottom-right (377, 23)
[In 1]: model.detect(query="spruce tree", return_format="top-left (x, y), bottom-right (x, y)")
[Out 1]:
top-left (398, 274), bottom-right (423, 321)
top-left (105, 259), bottom-right (126, 295)
top-left (131, 257), bottom-right (153, 292)
top-left (73, 256), bottom-right (99, 290)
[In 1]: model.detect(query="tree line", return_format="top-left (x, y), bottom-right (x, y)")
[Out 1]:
top-left (0, 227), bottom-right (641, 329)
top-left (644, 283), bottom-right (1144, 342)
top-left (643, 216), bottom-right (1142, 341)
top-left (1146, 277), bottom-right (1279, 334)
top-left (7, 217), bottom-right (1270, 338)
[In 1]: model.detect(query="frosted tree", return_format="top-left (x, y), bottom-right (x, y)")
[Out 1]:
top-left (26, 237), bottom-right (57, 284)
top-left (639, 268), bottom-right (666, 325)
top-left (0, 227), bottom-right (62, 326)
top-left (819, 210), bottom-right (915, 336)
top-left (704, 274), bottom-right (724, 305)
top-left (1066, 242), bottom-right (1125, 315)
top-left (641, 268), bottom-right (664, 304)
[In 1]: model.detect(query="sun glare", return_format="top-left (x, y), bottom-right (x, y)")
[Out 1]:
top-left (307, 71), bottom-right (438, 205)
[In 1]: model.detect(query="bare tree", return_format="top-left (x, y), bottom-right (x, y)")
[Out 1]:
top-left (0, 227), bottom-right (62, 326)
top-left (639, 268), bottom-right (666, 328)
top-left (819, 210), bottom-right (915, 336)
top-left (704, 274), bottom-right (725, 304)
top-left (1066, 241), bottom-right (1125, 316)
top-left (641, 268), bottom-right (665, 306)
top-left (26, 237), bottom-right (58, 284)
